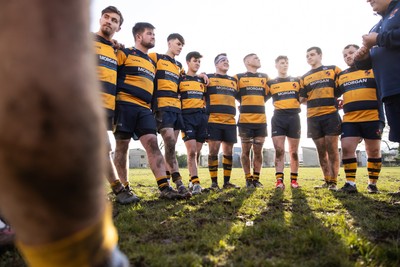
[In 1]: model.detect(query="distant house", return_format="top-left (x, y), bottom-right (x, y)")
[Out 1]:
top-left (302, 147), bottom-right (319, 167)
top-left (356, 150), bottom-right (367, 167)
top-left (128, 148), bottom-right (148, 168)
top-left (218, 146), bottom-right (242, 168)
top-left (199, 154), bottom-right (208, 168)
top-left (263, 148), bottom-right (275, 167)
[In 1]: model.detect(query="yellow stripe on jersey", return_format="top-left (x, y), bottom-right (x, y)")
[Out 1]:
top-left (116, 92), bottom-right (150, 109)
top-left (344, 109), bottom-right (380, 122)
top-left (300, 65), bottom-right (341, 118)
top-left (94, 34), bottom-right (117, 113)
top-left (179, 75), bottom-right (205, 112)
top-left (337, 68), bottom-right (383, 123)
top-left (235, 72), bottom-right (268, 126)
top-left (149, 53), bottom-right (184, 112)
top-left (116, 48), bottom-right (155, 109)
top-left (102, 94), bottom-right (116, 112)
top-left (307, 106), bottom-right (338, 118)
top-left (206, 74), bottom-right (238, 125)
top-left (267, 77), bottom-right (301, 113)
top-left (98, 66), bottom-right (117, 85)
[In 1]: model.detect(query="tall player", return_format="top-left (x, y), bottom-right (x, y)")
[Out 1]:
top-left (94, 6), bottom-right (139, 204)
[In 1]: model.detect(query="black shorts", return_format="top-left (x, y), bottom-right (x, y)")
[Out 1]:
top-left (207, 123), bottom-right (237, 143)
top-left (114, 103), bottom-right (157, 140)
top-left (106, 115), bottom-right (114, 131)
top-left (341, 121), bottom-right (384, 140)
top-left (182, 111), bottom-right (208, 143)
top-left (384, 94), bottom-right (400, 142)
top-left (307, 113), bottom-right (341, 139)
top-left (155, 110), bottom-right (184, 131)
top-left (271, 113), bottom-right (301, 138)
top-left (238, 125), bottom-right (268, 138)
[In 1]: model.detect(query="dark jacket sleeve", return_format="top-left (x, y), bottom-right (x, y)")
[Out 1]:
top-left (377, 28), bottom-right (400, 48)
top-left (354, 57), bottom-right (373, 70)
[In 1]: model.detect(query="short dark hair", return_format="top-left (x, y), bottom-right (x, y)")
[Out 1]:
top-left (132, 22), bottom-right (155, 40)
top-left (307, 46), bottom-right (322, 54)
top-left (275, 55), bottom-right (288, 63)
top-left (186, 51), bottom-right (202, 62)
top-left (243, 53), bottom-right (256, 63)
top-left (167, 33), bottom-right (185, 45)
top-left (344, 44), bottom-right (360, 50)
top-left (101, 6), bottom-right (123, 26)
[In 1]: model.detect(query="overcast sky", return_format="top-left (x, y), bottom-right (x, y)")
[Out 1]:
top-left (91, 0), bottom-right (392, 153)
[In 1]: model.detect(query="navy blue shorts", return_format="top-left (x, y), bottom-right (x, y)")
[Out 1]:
top-left (307, 113), bottom-right (341, 139)
top-left (207, 123), bottom-right (237, 143)
top-left (155, 110), bottom-right (184, 131)
top-left (384, 94), bottom-right (400, 142)
top-left (106, 115), bottom-right (114, 131)
top-left (341, 121), bottom-right (384, 140)
top-left (114, 103), bottom-right (157, 140)
top-left (271, 113), bottom-right (301, 138)
top-left (238, 125), bottom-right (268, 138)
top-left (182, 111), bottom-right (208, 143)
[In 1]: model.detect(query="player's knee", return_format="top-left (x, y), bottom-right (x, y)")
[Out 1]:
top-left (275, 147), bottom-right (284, 158)
top-left (187, 150), bottom-right (196, 159)
top-left (291, 151), bottom-right (298, 161)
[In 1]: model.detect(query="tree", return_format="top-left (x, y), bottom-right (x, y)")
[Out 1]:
top-left (176, 153), bottom-right (187, 168)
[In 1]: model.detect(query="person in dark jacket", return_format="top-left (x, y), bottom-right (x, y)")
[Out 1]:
top-left (354, 0), bottom-right (400, 143)
top-left (355, 0), bottom-right (400, 195)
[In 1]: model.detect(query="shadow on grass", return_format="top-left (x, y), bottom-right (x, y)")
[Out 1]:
top-left (115, 187), bottom-right (256, 266)
top-left (333, 191), bottom-right (400, 266)
top-left (227, 187), bottom-right (352, 266)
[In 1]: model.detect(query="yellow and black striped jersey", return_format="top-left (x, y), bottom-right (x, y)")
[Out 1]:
top-left (179, 75), bottom-right (206, 113)
top-left (116, 47), bottom-right (156, 109)
top-left (337, 67), bottom-right (384, 123)
top-left (235, 72), bottom-right (268, 127)
top-left (149, 53), bottom-right (185, 112)
top-left (267, 76), bottom-right (301, 115)
top-left (205, 74), bottom-right (238, 125)
top-left (300, 65), bottom-right (341, 118)
top-left (94, 34), bottom-right (117, 116)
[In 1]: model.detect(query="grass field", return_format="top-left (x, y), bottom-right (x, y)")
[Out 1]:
top-left (1, 167), bottom-right (400, 267)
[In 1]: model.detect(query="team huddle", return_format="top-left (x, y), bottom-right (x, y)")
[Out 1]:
top-left (95, 6), bottom-right (391, 204)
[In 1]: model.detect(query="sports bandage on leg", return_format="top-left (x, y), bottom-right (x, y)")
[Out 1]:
top-left (17, 204), bottom-right (118, 267)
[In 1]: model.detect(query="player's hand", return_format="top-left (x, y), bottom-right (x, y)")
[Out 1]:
top-left (198, 72), bottom-right (209, 85)
top-left (337, 99), bottom-right (344, 109)
top-left (362, 32), bottom-right (378, 49)
top-left (354, 46), bottom-right (370, 61)
top-left (111, 39), bottom-right (125, 50)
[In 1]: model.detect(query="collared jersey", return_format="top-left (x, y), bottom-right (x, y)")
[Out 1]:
top-left (337, 67), bottom-right (384, 123)
top-left (179, 75), bottom-right (206, 114)
top-left (94, 34), bottom-right (117, 116)
top-left (205, 74), bottom-right (238, 125)
top-left (149, 53), bottom-right (185, 112)
top-left (300, 65), bottom-right (341, 118)
top-left (235, 72), bottom-right (268, 127)
top-left (116, 47), bottom-right (156, 109)
top-left (267, 76), bottom-right (301, 115)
